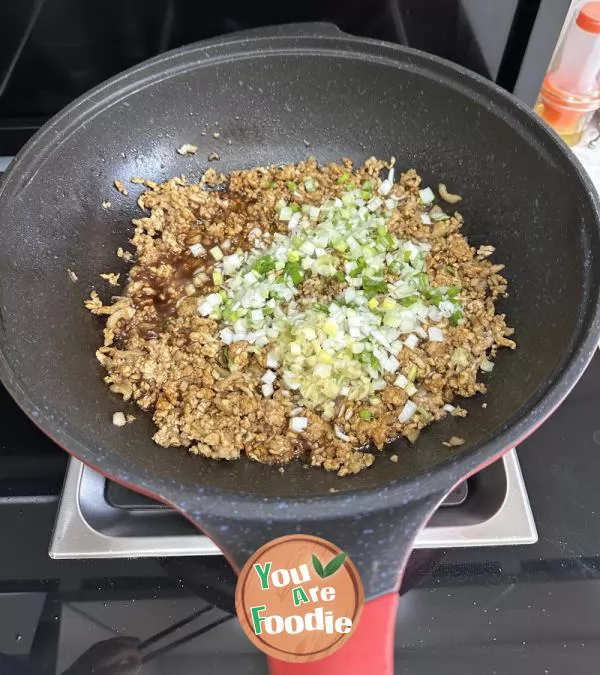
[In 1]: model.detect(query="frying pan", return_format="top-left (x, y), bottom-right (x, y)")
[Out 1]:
top-left (1, 23), bottom-right (600, 674)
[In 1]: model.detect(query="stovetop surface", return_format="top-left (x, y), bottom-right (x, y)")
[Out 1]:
top-left (1, 347), bottom-right (600, 673)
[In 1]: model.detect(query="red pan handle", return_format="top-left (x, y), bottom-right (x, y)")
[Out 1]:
top-left (268, 593), bottom-right (398, 675)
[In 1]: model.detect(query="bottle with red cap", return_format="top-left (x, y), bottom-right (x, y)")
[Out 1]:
top-left (535, 1), bottom-right (600, 145)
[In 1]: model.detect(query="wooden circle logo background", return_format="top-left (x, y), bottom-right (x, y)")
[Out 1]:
top-left (235, 534), bottom-right (364, 663)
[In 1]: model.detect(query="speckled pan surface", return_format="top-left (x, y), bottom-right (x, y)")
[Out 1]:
top-left (0, 24), bottom-right (599, 594)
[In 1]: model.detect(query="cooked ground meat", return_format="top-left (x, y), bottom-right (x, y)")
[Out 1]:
top-left (87, 158), bottom-right (515, 476)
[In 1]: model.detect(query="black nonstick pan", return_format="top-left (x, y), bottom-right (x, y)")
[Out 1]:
top-left (1, 24), bottom-right (600, 675)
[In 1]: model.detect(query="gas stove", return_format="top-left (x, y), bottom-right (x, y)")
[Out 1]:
top-left (49, 451), bottom-right (537, 559)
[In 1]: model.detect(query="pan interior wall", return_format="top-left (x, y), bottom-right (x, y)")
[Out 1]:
top-left (0, 46), bottom-right (597, 499)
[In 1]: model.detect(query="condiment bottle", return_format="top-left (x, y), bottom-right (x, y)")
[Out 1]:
top-left (535, 1), bottom-right (600, 145)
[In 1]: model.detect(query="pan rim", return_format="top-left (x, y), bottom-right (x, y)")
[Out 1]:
top-left (1, 28), bottom-right (600, 520)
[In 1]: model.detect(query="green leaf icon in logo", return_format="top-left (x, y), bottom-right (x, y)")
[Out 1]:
top-left (312, 554), bottom-right (325, 578)
top-left (312, 551), bottom-right (348, 578)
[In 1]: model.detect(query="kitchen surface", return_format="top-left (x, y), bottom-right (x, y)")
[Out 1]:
top-left (1, 1), bottom-right (600, 673)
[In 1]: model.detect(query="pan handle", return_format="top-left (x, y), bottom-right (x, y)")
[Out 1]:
top-left (268, 593), bottom-right (398, 675)
top-left (189, 490), bottom-right (447, 673)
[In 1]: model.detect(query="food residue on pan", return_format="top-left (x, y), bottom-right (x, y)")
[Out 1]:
top-left (117, 247), bottom-right (133, 262)
top-left (177, 144), bottom-right (199, 156)
top-left (114, 180), bottom-right (128, 196)
top-left (100, 272), bottom-right (121, 286)
top-left (87, 157), bottom-right (515, 476)
top-left (112, 411), bottom-right (127, 426)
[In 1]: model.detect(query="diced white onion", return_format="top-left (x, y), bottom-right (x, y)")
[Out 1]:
top-left (219, 328), bottom-right (234, 345)
top-left (419, 187), bottom-right (435, 204)
top-left (379, 180), bottom-right (392, 196)
top-left (223, 254), bottom-right (242, 273)
top-left (288, 212), bottom-right (301, 230)
top-left (190, 243), bottom-right (205, 257)
top-left (261, 383), bottom-right (274, 397)
top-left (314, 363), bottom-right (332, 378)
top-left (404, 334), bottom-right (419, 349)
top-left (381, 355), bottom-right (400, 373)
top-left (428, 326), bottom-right (444, 342)
top-left (443, 404), bottom-right (456, 413)
top-left (334, 426), bottom-right (350, 442)
top-left (421, 214), bottom-right (432, 225)
top-left (210, 246), bottom-right (223, 261)
top-left (367, 196), bottom-right (383, 212)
top-left (266, 353), bottom-right (279, 369)
top-left (198, 293), bottom-right (222, 316)
top-left (262, 370), bottom-right (277, 385)
top-left (279, 206), bottom-right (293, 221)
top-left (399, 400), bottom-right (418, 423)
top-left (394, 373), bottom-right (409, 389)
top-left (480, 358), bottom-right (494, 372)
top-left (290, 416), bottom-right (308, 432)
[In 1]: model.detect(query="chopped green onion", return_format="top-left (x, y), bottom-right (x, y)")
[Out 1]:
top-left (279, 206), bottom-right (293, 221)
top-left (359, 409), bottom-right (372, 420)
top-left (417, 406), bottom-right (432, 421)
top-left (323, 319), bottom-right (338, 337)
top-left (449, 310), bottom-right (463, 326)
top-left (304, 177), bottom-right (316, 192)
top-left (286, 181), bottom-right (297, 191)
top-left (399, 296), bottom-right (419, 307)
top-left (337, 172), bottom-right (351, 184)
top-left (198, 174), bottom-right (466, 415)
top-left (362, 277), bottom-right (388, 298)
top-left (417, 273), bottom-right (430, 294)
top-left (284, 261), bottom-right (304, 285)
top-left (254, 255), bottom-right (277, 276)
top-left (349, 258), bottom-right (367, 278)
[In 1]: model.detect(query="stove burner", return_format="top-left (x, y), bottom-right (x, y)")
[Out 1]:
top-left (49, 451), bottom-right (537, 559)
